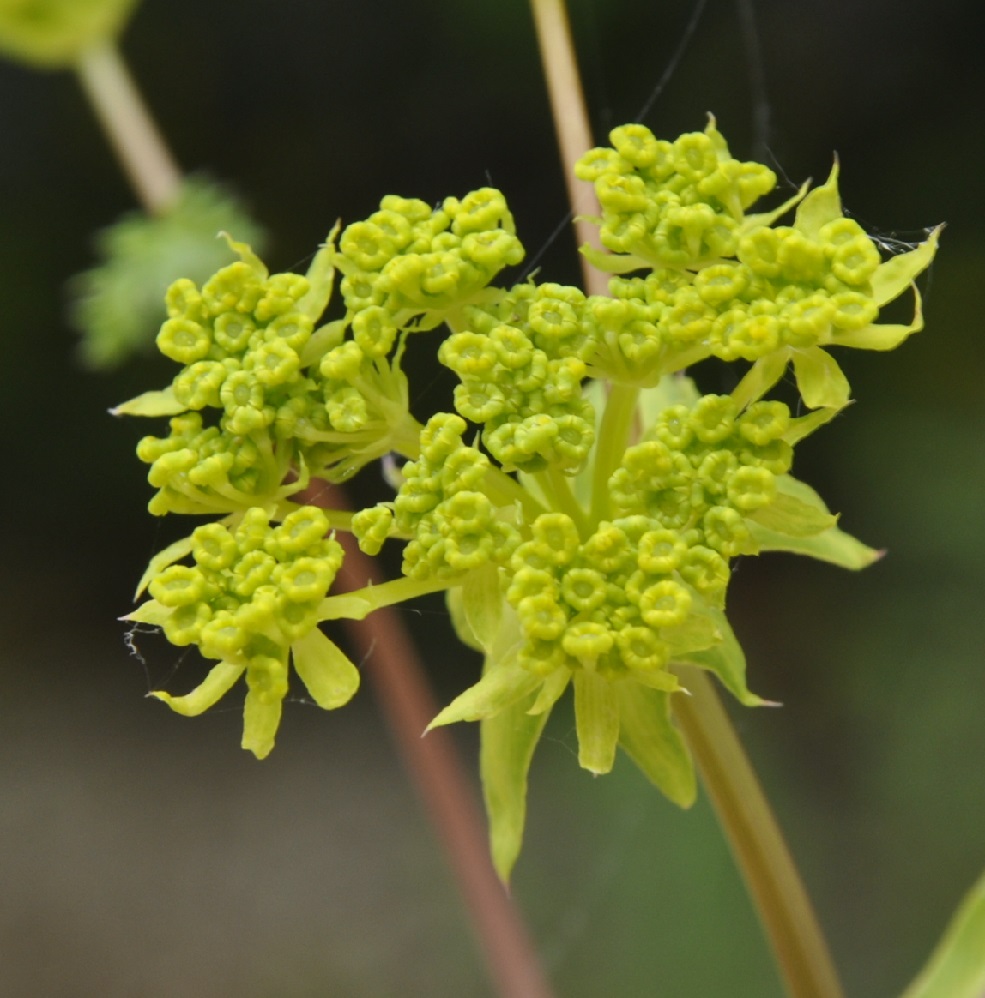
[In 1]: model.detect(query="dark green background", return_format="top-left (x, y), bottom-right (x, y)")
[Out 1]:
top-left (1, 1), bottom-right (982, 995)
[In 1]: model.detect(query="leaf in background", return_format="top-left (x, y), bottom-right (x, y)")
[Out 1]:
top-left (901, 867), bottom-right (985, 998)
top-left (69, 176), bottom-right (266, 369)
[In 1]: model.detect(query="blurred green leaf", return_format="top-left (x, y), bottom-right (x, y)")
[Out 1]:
top-left (901, 867), bottom-right (985, 998)
top-left (0, 0), bottom-right (137, 67)
top-left (70, 176), bottom-right (265, 369)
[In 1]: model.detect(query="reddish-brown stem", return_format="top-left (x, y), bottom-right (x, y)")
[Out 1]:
top-left (304, 483), bottom-right (556, 998)
top-left (85, 29), bottom-right (552, 994)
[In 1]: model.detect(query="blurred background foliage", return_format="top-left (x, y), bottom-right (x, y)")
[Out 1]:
top-left (1, 1), bottom-right (982, 995)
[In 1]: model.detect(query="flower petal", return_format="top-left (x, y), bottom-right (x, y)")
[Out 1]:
top-left (791, 346), bottom-right (851, 409)
top-left (526, 667), bottom-right (570, 715)
top-left (111, 386), bottom-right (185, 418)
top-left (428, 659), bottom-right (540, 728)
top-left (462, 564), bottom-right (503, 651)
top-left (871, 227), bottom-right (941, 307)
top-left (835, 284), bottom-right (925, 351)
top-left (731, 350), bottom-right (789, 410)
top-left (747, 476), bottom-right (839, 537)
top-left (748, 520), bottom-right (882, 569)
top-left (124, 598), bottom-right (171, 627)
top-left (132, 531), bottom-right (198, 599)
top-left (793, 161), bottom-right (841, 238)
top-left (297, 223), bottom-right (339, 321)
top-left (676, 611), bottom-right (772, 707)
top-left (242, 687), bottom-right (283, 760)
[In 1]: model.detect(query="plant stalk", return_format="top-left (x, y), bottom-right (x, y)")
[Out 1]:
top-left (75, 41), bottom-right (182, 214)
top-left (327, 489), bottom-right (557, 998)
top-left (530, 3), bottom-right (846, 995)
top-left (673, 669), bottom-right (845, 998)
top-left (528, 0), bottom-right (607, 297)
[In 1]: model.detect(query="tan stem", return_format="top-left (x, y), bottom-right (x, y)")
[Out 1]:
top-left (528, 0), bottom-right (607, 297)
top-left (327, 494), bottom-right (556, 998)
top-left (529, 2), bottom-right (847, 994)
top-left (673, 669), bottom-right (845, 998)
top-left (75, 41), bottom-right (182, 214)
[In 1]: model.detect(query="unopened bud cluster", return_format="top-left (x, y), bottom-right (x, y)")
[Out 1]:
top-left (121, 119), bottom-right (937, 869)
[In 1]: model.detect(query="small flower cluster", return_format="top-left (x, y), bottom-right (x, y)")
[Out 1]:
top-left (439, 283), bottom-right (596, 472)
top-left (128, 506), bottom-right (355, 758)
top-left (503, 394), bottom-right (802, 680)
top-left (577, 119), bottom-right (938, 406)
top-left (353, 412), bottom-right (521, 579)
top-left (575, 118), bottom-right (777, 268)
top-left (131, 239), bottom-right (329, 512)
top-left (336, 188), bottom-right (524, 325)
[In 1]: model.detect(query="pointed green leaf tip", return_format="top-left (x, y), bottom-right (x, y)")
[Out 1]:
top-left (793, 160), bottom-right (842, 238)
top-left (427, 660), bottom-right (540, 728)
top-left (871, 226), bottom-right (942, 308)
top-left (480, 692), bottom-right (551, 882)
top-left (901, 866), bottom-right (985, 998)
top-left (112, 386), bottom-right (185, 419)
top-left (617, 684), bottom-right (696, 807)
top-left (678, 609), bottom-right (774, 707)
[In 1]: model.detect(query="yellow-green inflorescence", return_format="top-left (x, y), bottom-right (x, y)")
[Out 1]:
top-left (121, 119), bottom-right (938, 876)
top-left (128, 506), bottom-right (352, 759)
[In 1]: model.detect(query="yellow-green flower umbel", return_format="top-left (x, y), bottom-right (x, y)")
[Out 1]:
top-left (121, 121), bottom-right (939, 876)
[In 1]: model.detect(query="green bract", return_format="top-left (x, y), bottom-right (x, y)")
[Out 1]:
top-left (122, 123), bottom-right (938, 876)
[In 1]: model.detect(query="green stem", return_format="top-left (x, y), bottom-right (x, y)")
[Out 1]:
top-left (74, 41), bottom-right (182, 214)
top-left (483, 466), bottom-right (549, 522)
top-left (673, 669), bottom-right (845, 998)
top-left (535, 464), bottom-right (589, 535)
top-left (529, 4), bottom-right (846, 994)
top-left (588, 381), bottom-right (639, 525)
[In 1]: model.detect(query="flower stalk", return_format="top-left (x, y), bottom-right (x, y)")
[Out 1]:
top-left (673, 668), bottom-right (845, 998)
top-left (75, 40), bottom-right (182, 214)
top-left (530, 3), bottom-right (847, 995)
